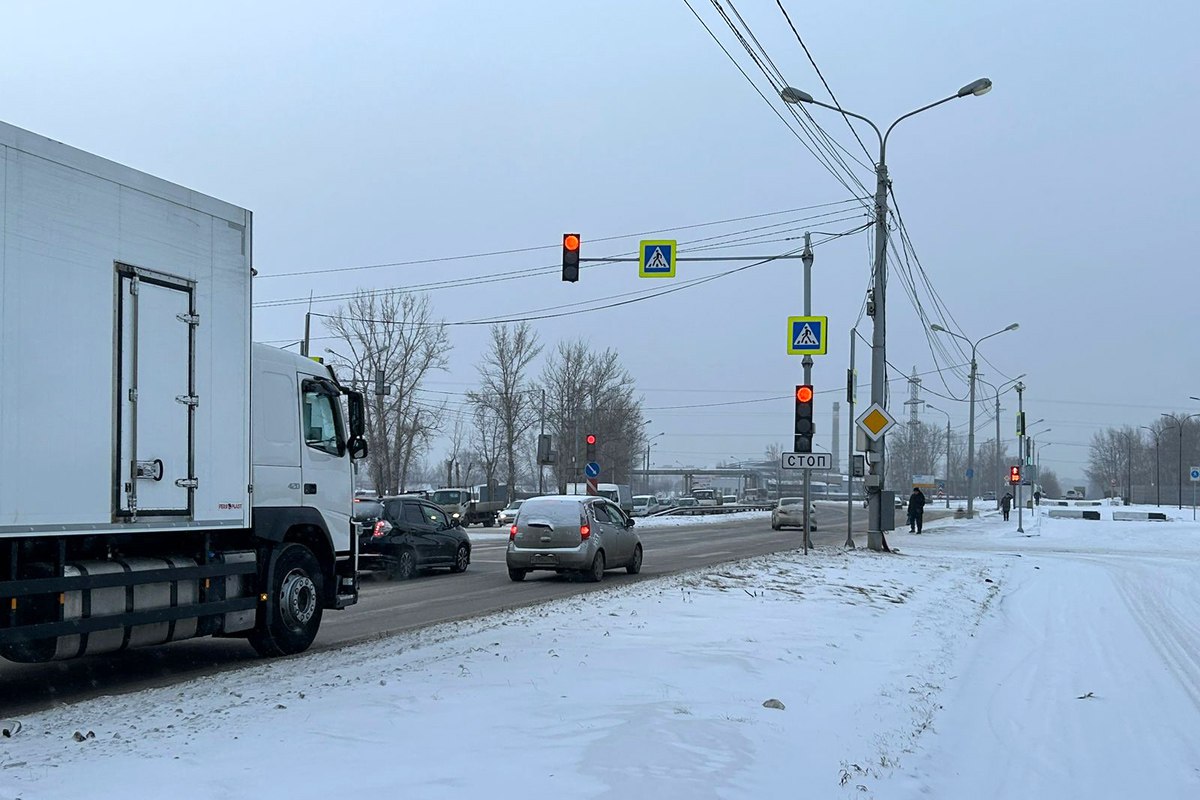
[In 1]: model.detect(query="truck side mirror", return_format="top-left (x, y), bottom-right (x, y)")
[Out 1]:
top-left (349, 436), bottom-right (369, 460)
top-left (347, 390), bottom-right (366, 438)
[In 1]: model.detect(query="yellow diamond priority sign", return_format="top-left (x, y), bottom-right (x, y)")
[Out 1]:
top-left (855, 402), bottom-right (896, 442)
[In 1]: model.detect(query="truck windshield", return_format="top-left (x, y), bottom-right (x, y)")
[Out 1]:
top-left (431, 490), bottom-right (463, 505)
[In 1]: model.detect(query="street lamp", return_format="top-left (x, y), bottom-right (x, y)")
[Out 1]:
top-left (925, 404), bottom-right (952, 509)
top-left (781, 78), bottom-right (992, 552)
top-left (977, 373), bottom-right (1026, 508)
top-left (930, 322), bottom-right (1019, 518)
top-left (1161, 413), bottom-right (1200, 509)
top-left (1141, 425), bottom-right (1162, 507)
top-left (644, 432), bottom-right (665, 494)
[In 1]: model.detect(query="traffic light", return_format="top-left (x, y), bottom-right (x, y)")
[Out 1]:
top-left (1009, 465), bottom-right (1021, 484)
top-left (585, 433), bottom-right (596, 462)
top-left (794, 384), bottom-right (814, 453)
top-left (562, 233), bottom-right (581, 282)
top-left (1016, 411), bottom-right (1026, 437)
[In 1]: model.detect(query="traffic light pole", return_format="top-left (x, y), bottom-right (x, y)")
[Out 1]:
top-left (846, 328), bottom-right (856, 549)
top-left (1016, 383), bottom-right (1025, 533)
top-left (801, 233), bottom-right (813, 554)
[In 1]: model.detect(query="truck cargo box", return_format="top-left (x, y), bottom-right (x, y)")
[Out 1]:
top-left (0, 120), bottom-right (252, 535)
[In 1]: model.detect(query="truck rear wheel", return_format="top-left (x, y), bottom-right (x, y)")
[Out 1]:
top-left (249, 543), bottom-right (324, 657)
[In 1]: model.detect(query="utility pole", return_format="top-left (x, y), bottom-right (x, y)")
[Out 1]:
top-left (1016, 382), bottom-right (1025, 533)
top-left (801, 232), bottom-right (814, 552)
top-left (846, 328), bottom-right (856, 549)
top-left (866, 152), bottom-right (890, 552)
top-left (994, 393), bottom-right (1002, 509)
top-left (538, 389), bottom-right (546, 495)
top-left (967, 355), bottom-right (978, 519)
top-left (1141, 426), bottom-right (1161, 506)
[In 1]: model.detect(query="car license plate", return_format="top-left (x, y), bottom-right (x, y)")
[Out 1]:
top-left (532, 554), bottom-right (557, 566)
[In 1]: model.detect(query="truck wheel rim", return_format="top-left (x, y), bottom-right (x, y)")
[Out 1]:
top-left (280, 569), bottom-right (317, 630)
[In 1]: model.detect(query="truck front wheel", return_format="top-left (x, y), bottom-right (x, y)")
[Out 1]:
top-left (249, 543), bottom-right (324, 657)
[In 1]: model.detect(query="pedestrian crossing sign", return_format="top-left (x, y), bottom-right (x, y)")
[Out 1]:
top-left (639, 240), bottom-right (676, 278)
top-left (786, 315), bottom-right (828, 355)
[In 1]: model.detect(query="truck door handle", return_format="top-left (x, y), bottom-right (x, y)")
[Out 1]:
top-left (303, 483), bottom-right (317, 495)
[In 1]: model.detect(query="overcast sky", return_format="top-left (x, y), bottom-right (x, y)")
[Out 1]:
top-left (4, 1), bottom-right (1197, 486)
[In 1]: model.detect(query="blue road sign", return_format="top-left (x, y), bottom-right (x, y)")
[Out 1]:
top-left (965, 468), bottom-right (975, 479)
top-left (786, 316), bottom-right (828, 355)
top-left (639, 240), bottom-right (676, 278)
top-left (1190, 467), bottom-right (1200, 482)
top-left (585, 461), bottom-right (601, 478)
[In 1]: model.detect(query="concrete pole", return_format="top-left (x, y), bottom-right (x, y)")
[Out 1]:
top-left (994, 393), bottom-right (1002, 510)
top-left (846, 328), bottom-right (856, 548)
top-left (966, 352), bottom-right (978, 519)
top-left (867, 158), bottom-right (890, 552)
top-left (945, 417), bottom-right (952, 509)
top-left (1016, 383), bottom-right (1025, 533)
top-left (802, 232), bottom-right (814, 553)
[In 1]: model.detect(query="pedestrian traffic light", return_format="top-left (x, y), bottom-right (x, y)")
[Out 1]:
top-left (1009, 465), bottom-right (1021, 484)
top-left (794, 384), bottom-right (815, 453)
top-left (586, 433), bottom-right (596, 461)
top-left (562, 233), bottom-right (581, 282)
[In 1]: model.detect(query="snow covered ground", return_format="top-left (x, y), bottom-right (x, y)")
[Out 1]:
top-left (2, 506), bottom-right (1198, 799)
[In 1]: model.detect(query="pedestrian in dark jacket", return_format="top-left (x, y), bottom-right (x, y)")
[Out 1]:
top-left (1001, 492), bottom-right (1013, 521)
top-left (908, 488), bottom-right (926, 533)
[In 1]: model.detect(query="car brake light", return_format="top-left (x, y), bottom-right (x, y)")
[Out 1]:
top-left (509, 524), bottom-right (518, 541)
top-left (372, 521), bottom-right (386, 538)
top-left (580, 524), bottom-right (591, 540)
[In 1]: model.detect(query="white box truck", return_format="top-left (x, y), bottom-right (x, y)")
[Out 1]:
top-left (0, 119), bottom-right (368, 662)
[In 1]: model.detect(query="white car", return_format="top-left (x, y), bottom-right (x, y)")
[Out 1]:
top-left (771, 497), bottom-right (817, 531)
top-left (631, 495), bottom-right (661, 517)
top-left (496, 500), bottom-right (525, 526)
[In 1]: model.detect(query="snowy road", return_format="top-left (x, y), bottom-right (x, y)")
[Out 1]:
top-left (0, 504), bottom-right (931, 716)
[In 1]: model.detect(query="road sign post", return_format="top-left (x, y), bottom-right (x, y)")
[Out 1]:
top-left (1191, 466), bottom-right (1199, 520)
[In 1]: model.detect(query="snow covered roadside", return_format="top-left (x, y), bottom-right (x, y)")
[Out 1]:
top-left (874, 506), bottom-right (1200, 798)
top-left (0, 536), bottom-right (1000, 799)
top-left (3, 507), bottom-right (1197, 799)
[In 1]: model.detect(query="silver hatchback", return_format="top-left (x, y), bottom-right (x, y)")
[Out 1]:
top-left (506, 495), bottom-right (642, 582)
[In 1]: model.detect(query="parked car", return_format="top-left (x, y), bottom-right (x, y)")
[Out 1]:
top-left (722, 495), bottom-right (738, 506)
top-left (771, 497), bottom-right (817, 531)
top-left (361, 495), bottom-right (472, 580)
top-left (895, 494), bottom-right (906, 508)
top-left (506, 495), bottom-right (641, 582)
top-left (675, 497), bottom-right (699, 508)
top-left (352, 496), bottom-right (384, 531)
top-left (497, 499), bottom-right (525, 526)
top-left (631, 495), bottom-right (661, 517)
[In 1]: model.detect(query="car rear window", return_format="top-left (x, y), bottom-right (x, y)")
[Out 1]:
top-left (518, 499), bottom-right (585, 526)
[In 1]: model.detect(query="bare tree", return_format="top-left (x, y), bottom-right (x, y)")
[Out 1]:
top-left (1086, 428), bottom-right (1127, 498)
top-left (471, 403), bottom-right (504, 492)
top-left (887, 422), bottom-right (944, 493)
top-left (1039, 468), bottom-right (1063, 499)
top-left (466, 322), bottom-right (543, 495)
top-left (326, 290), bottom-right (450, 494)
top-left (539, 339), bottom-right (643, 490)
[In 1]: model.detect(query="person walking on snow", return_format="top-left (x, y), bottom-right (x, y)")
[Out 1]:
top-left (908, 487), bottom-right (926, 533)
top-left (1001, 491), bottom-right (1013, 521)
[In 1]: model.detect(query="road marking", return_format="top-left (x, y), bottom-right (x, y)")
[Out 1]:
top-left (689, 550), bottom-right (733, 558)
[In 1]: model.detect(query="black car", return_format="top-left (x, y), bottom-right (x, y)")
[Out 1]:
top-left (352, 497), bottom-right (384, 531)
top-left (360, 495), bottom-right (472, 580)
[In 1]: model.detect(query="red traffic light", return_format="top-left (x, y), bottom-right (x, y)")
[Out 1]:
top-left (586, 434), bottom-right (596, 445)
top-left (795, 385), bottom-right (814, 403)
top-left (563, 234), bottom-right (580, 251)
top-left (1009, 465), bottom-right (1021, 483)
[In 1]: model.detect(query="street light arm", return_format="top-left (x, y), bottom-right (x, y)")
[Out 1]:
top-left (881, 94), bottom-right (960, 160)
top-left (799, 97), bottom-right (884, 153)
